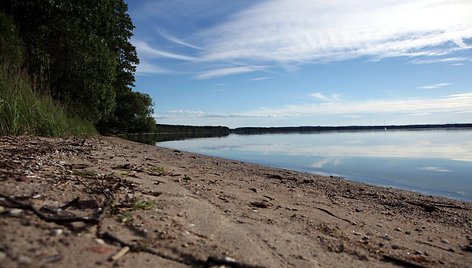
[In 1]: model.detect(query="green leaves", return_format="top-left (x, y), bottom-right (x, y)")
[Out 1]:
top-left (1, 0), bottom-right (155, 133)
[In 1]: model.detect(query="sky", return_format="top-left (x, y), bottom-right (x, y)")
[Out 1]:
top-left (125, 0), bottom-right (472, 128)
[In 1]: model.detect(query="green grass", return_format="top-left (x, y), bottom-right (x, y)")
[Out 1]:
top-left (0, 64), bottom-right (97, 137)
top-left (149, 166), bottom-right (166, 176)
top-left (72, 169), bottom-right (97, 177)
top-left (133, 200), bottom-right (156, 210)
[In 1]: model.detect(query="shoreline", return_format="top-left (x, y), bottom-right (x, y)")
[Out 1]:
top-left (1, 136), bottom-right (471, 267)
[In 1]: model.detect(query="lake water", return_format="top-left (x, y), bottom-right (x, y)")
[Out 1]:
top-left (156, 129), bottom-right (472, 201)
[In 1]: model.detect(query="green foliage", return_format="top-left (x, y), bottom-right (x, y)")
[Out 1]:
top-left (98, 90), bottom-right (157, 134)
top-left (72, 169), bottom-right (97, 177)
top-left (133, 199), bottom-right (156, 210)
top-left (1, 0), bottom-right (156, 134)
top-left (0, 11), bottom-right (96, 137)
top-left (149, 166), bottom-right (166, 176)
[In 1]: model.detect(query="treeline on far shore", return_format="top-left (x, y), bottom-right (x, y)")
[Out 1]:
top-left (121, 124), bottom-right (231, 144)
top-left (121, 123), bottom-right (472, 145)
top-left (232, 123), bottom-right (472, 135)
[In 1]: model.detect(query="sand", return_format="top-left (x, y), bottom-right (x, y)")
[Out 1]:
top-left (0, 135), bottom-right (471, 267)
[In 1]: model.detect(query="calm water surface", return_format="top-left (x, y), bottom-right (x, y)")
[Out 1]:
top-left (157, 129), bottom-right (472, 201)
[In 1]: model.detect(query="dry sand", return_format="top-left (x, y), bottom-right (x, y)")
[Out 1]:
top-left (0, 136), bottom-right (471, 267)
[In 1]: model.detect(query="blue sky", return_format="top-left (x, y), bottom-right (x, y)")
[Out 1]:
top-left (125, 0), bottom-right (472, 127)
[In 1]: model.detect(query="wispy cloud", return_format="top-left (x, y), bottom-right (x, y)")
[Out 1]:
top-left (418, 83), bottom-right (451, 89)
top-left (194, 66), bottom-right (262, 80)
top-left (249, 93), bottom-right (472, 117)
top-left (134, 40), bottom-right (196, 61)
top-left (309, 92), bottom-right (341, 102)
top-left (158, 30), bottom-right (202, 50)
top-left (250, 77), bottom-right (271, 81)
top-left (162, 109), bottom-right (276, 119)
top-left (197, 0), bottom-right (472, 65)
top-left (136, 61), bottom-right (171, 75)
top-left (410, 57), bottom-right (469, 64)
top-left (131, 1), bottom-right (472, 79)
top-left (158, 93), bottom-right (472, 124)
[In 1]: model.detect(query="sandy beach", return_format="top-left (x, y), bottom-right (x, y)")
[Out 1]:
top-left (1, 136), bottom-right (471, 267)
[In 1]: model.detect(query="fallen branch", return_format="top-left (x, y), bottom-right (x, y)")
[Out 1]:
top-left (382, 255), bottom-right (426, 268)
top-left (406, 201), bottom-right (466, 213)
top-left (315, 207), bottom-right (353, 224)
top-left (0, 192), bottom-right (110, 225)
top-left (98, 231), bottom-right (183, 264)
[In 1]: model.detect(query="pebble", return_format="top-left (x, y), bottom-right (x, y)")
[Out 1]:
top-left (391, 244), bottom-right (400, 250)
top-left (0, 251), bottom-right (6, 261)
top-left (224, 256), bottom-right (236, 262)
top-left (18, 255), bottom-right (32, 264)
top-left (378, 243), bottom-right (385, 248)
top-left (462, 245), bottom-right (472, 252)
top-left (50, 229), bottom-right (63, 236)
top-left (382, 234), bottom-right (391, 241)
top-left (362, 236), bottom-right (370, 241)
top-left (355, 208), bottom-right (363, 213)
top-left (9, 209), bottom-right (22, 216)
top-left (394, 227), bottom-right (402, 232)
top-left (353, 231), bottom-right (362, 236)
top-left (414, 250), bottom-right (423, 255)
top-left (405, 231), bottom-right (411, 235)
top-left (441, 239), bottom-right (449, 244)
top-left (95, 239), bottom-right (105, 245)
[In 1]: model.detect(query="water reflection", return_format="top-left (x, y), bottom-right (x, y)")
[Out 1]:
top-left (156, 129), bottom-right (472, 201)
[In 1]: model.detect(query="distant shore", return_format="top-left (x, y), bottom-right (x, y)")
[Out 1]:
top-left (232, 123), bottom-right (472, 134)
top-left (1, 136), bottom-right (471, 267)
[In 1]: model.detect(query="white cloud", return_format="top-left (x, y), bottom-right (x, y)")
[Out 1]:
top-left (309, 92), bottom-right (341, 102)
top-left (134, 40), bottom-right (196, 61)
top-left (418, 83), bottom-right (451, 89)
top-left (161, 109), bottom-right (276, 119)
top-left (197, 0), bottom-right (472, 65)
top-left (136, 61), bottom-right (171, 75)
top-left (194, 66), bottom-right (262, 79)
top-left (250, 77), bottom-right (271, 81)
top-left (158, 30), bottom-right (202, 50)
top-left (249, 92), bottom-right (472, 117)
top-left (410, 57), bottom-right (469, 64)
top-left (158, 93), bottom-right (472, 126)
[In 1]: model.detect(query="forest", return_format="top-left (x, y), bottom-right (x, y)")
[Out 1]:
top-left (0, 0), bottom-right (156, 136)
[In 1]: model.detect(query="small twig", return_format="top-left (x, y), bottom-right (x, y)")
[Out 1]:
top-left (416, 240), bottom-right (461, 254)
top-left (382, 255), bottom-right (426, 268)
top-left (60, 197), bottom-right (80, 210)
top-left (315, 207), bottom-right (353, 224)
top-left (109, 246), bottom-right (130, 262)
top-left (205, 256), bottom-right (265, 268)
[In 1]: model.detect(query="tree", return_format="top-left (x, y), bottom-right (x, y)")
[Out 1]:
top-left (1, 0), bottom-right (157, 131)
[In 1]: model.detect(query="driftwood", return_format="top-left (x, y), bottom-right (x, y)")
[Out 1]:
top-left (0, 192), bottom-right (110, 224)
